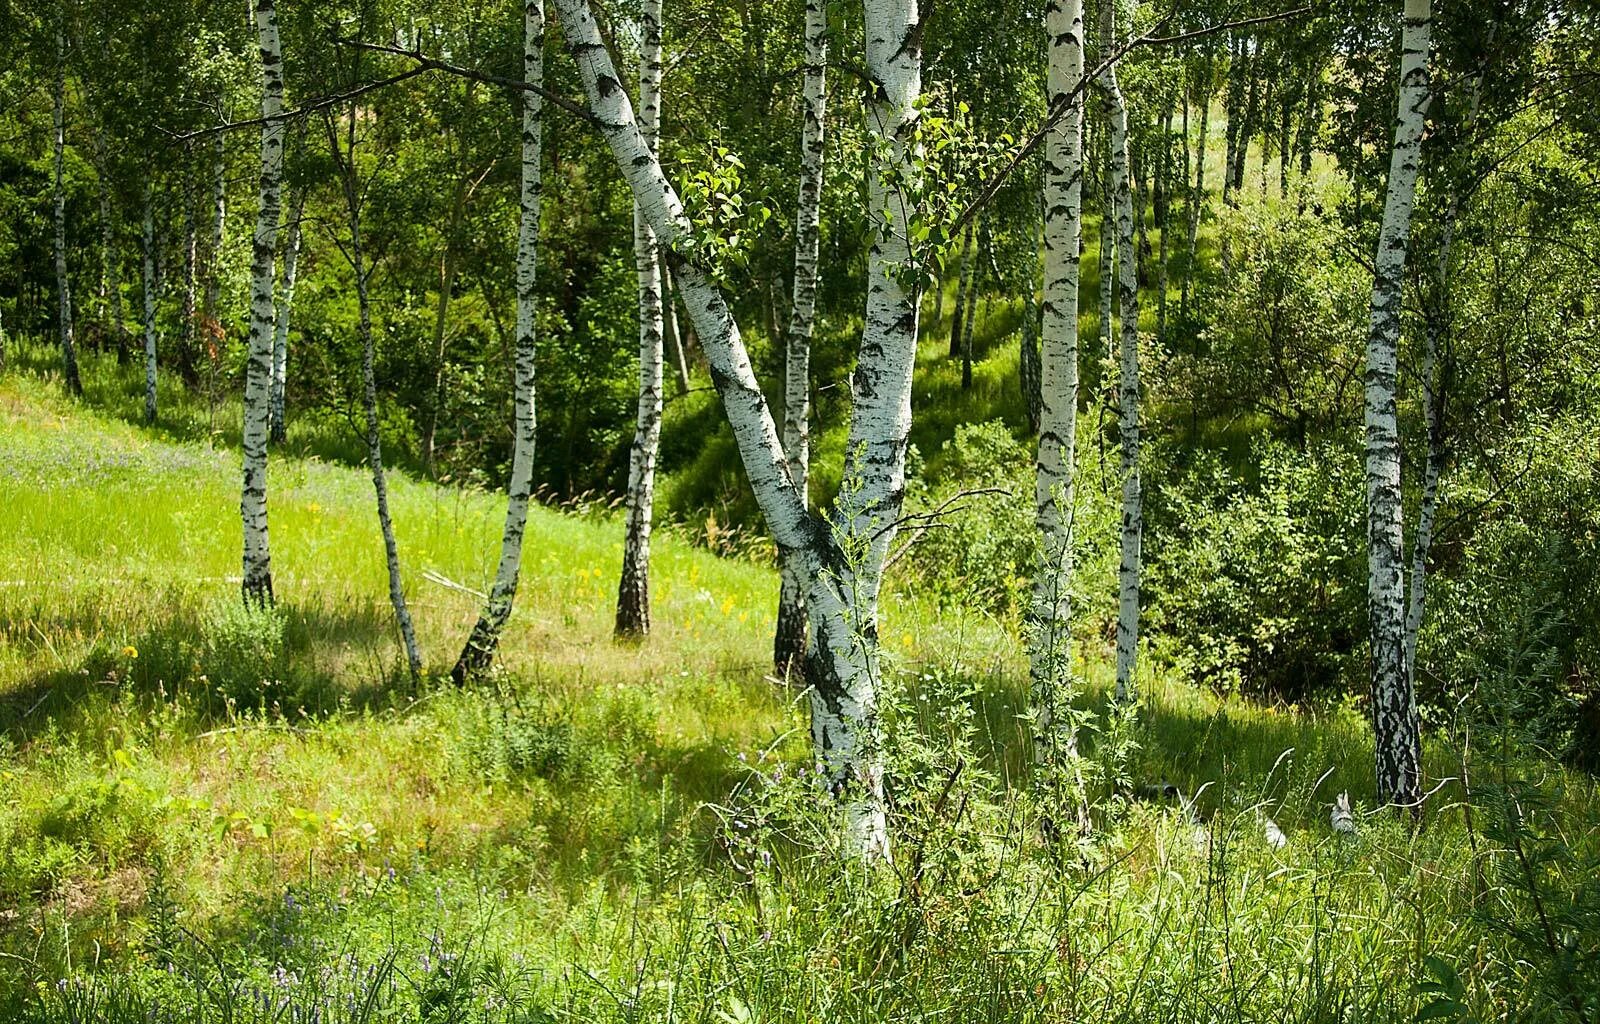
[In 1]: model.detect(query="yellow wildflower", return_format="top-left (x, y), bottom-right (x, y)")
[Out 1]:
top-left (122, 645), bottom-right (139, 659)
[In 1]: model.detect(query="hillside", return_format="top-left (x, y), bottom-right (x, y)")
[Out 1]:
top-left (2, 370), bottom-right (1595, 1021)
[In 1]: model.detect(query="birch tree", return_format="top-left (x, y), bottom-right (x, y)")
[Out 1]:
top-left (550, 0), bottom-right (922, 860)
top-left (1364, 0), bottom-right (1430, 809)
top-left (322, 89), bottom-right (423, 681)
top-left (615, 0), bottom-right (666, 640)
top-left (774, 0), bottom-right (828, 678)
top-left (1182, 59), bottom-right (1209, 310)
top-left (239, 0), bottom-right (284, 606)
top-left (1096, 0), bottom-right (1141, 704)
top-left (141, 191), bottom-right (158, 423)
top-left (270, 189), bottom-right (303, 445)
top-left (453, 0), bottom-right (544, 685)
top-left (53, 25), bottom-right (82, 397)
top-left (1030, 0), bottom-right (1085, 764)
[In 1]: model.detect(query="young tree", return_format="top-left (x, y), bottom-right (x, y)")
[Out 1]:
top-left (1030, 0), bottom-right (1085, 764)
top-left (322, 91), bottom-right (423, 683)
top-left (1096, 0), bottom-right (1141, 704)
top-left (550, 0), bottom-right (922, 860)
top-left (240, 0), bottom-right (285, 606)
top-left (141, 190), bottom-right (157, 423)
top-left (52, 24), bottom-right (82, 397)
top-left (616, 0), bottom-right (666, 640)
top-left (1364, 0), bottom-right (1431, 809)
top-left (453, 0), bottom-right (544, 685)
top-left (774, 0), bottom-right (829, 678)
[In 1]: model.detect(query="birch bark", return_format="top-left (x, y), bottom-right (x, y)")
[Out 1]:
top-left (1183, 63), bottom-right (1209, 310)
top-left (551, 0), bottom-right (917, 860)
top-left (1364, 0), bottom-right (1430, 809)
top-left (775, 0), bottom-right (828, 678)
top-left (240, 0), bottom-right (284, 606)
top-left (454, 0), bottom-right (544, 685)
top-left (1031, 0), bottom-right (1085, 764)
top-left (1096, 0), bottom-right (1141, 705)
top-left (270, 190), bottom-right (303, 445)
top-left (616, 0), bottom-right (666, 639)
top-left (142, 194), bottom-right (158, 424)
top-left (53, 29), bottom-right (82, 397)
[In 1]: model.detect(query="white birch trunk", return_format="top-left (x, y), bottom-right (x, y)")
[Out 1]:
top-left (270, 190), bottom-right (303, 445)
top-left (181, 152), bottom-right (198, 381)
top-left (1365, 0), bottom-right (1430, 808)
top-left (453, 0), bottom-right (544, 685)
top-left (240, 0), bottom-right (285, 606)
top-left (775, 0), bottom-right (828, 678)
top-left (552, 0), bottom-right (915, 861)
top-left (1031, 0), bottom-right (1085, 764)
top-left (616, 0), bottom-right (666, 639)
top-left (53, 29), bottom-right (82, 397)
top-left (206, 130), bottom-right (226, 326)
top-left (1097, 0), bottom-right (1141, 705)
top-left (142, 194), bottom-right (158, 424)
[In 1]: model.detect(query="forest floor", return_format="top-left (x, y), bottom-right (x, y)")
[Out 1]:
top-left (1, 364), bottom-right (1596, 1022)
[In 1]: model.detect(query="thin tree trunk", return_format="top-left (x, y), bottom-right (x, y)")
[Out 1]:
top-left (270, 190), bottom-right (303, 445)
top-left (948, 221), bottom-right (974, 357)
top-left (1019, 202), bottom-right (1042, 435)
top-left (1405, 25), bottom-right (1488, 686)
top-left (775, 0), bottom-right (828, 679)
top-left (1031, 0), bottom-right (1085, 765)
top-left (1096, 76), bottom-right (1115, 370)
top-left (455, 0), bottom-right (545, 684)
top-left (616, 0), bottom-right (667, 640)
top-left (1097, 0), bottom-right (1141, 705)
top-left (552, 0), bottom-right (916, 861)
top-left (1156, 95), bottom-right (1171, 346)
top-left (206, 129), bottom-right (226, 329)
top-left (142, 193), bottom-right (158, 424)
top-left (180, 150), bottom-right (198, 384)
top-left (240, 0), bottom-right (285, 607)
top-left (661, 254), bottom-right (691, 392)
top-left (1364, 0), bottom-right (1430, 809)
top-left (53, 28), bottom-right (82, 397)
top-left (422, 189), bottom-right (465, 477)
top-left (1184, 64), bottom-right (1209, 309)
top-left (962, 217), bottom-right (984, 389)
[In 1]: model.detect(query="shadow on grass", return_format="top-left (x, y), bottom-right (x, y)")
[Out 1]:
top-left (0, 596), bottom-right (420, 743)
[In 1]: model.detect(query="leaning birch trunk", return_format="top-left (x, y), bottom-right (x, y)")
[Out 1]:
top-left (53, 29), bottom-right (82, 397)
top-left (1031, 0), bottom-right (1085, 765)
top-left (240, 0), bottom-right (285, 606)
top-left (1097, 0), bottom-right (1141, 705)
top-left (142, 194), bottom-right (158, 424)
top-left (615, 0), bottom-right (666, 640)
top-left (453, 0), bottom-right (544, 684)
top-left (345, 159), bottom-right (423, 684)
top-left (1364, 0), bottom-right (1430, 809)
top-left (774, 0), bottom-right (828, 678)
top-left (551, 0), bottom-right (914, 861)
top-left (1405, 19), bottom-right (1485, 688)
top-left (270, 190), bottom-right (303, 445)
